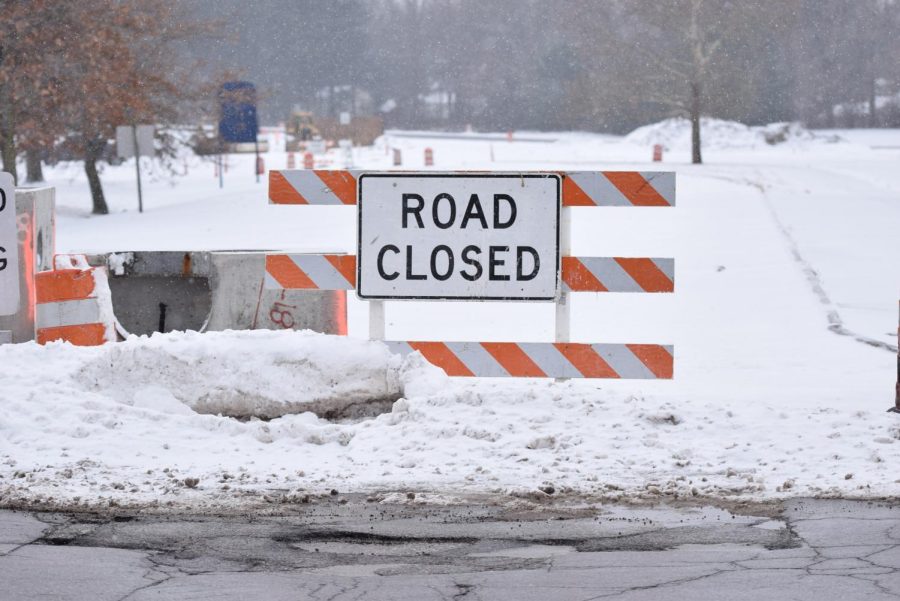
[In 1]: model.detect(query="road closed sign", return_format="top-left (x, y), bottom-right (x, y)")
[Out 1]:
top-left (357, 173), bottom-right (560, 300)
top-left (0, 172), bottom-right (19, 315)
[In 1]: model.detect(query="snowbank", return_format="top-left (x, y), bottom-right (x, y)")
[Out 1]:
top-left (1, 329), bottom-right (898, 511)
top-left (75, 330), bottom-right (401, 419)
top-left (624, 118), bottom-right (837, 150)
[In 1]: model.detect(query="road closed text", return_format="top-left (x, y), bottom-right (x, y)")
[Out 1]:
top-left (357, 174), bottom-right (559, 300)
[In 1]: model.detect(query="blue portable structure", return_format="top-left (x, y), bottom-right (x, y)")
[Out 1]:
top-left (218, 81), bottom-right (258, 144)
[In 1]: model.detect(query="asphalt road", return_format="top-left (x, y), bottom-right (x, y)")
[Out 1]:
top-left (2, 497), bottom-right (899, 600)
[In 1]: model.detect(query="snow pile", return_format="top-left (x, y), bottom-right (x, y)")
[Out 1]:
top-left (1, 329), bottom-right (898, 511)
top-left (624, 118), bottom-right (835, 150)
top-left (75, 330), bottom-right (402, 419)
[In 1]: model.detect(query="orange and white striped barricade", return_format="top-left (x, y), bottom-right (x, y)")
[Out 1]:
top-left (34, 254), bottom-right (117, 346)
top-left (264, 250), bottom-right (674, 380)
top-left (266, 169), bottom-right (676, 379)
top-left (264, 254), bottom-right (673, 295)
top-left (385, 341), bottom-right (673, 379)
top-left (268, 170), bottom-right (675, 207)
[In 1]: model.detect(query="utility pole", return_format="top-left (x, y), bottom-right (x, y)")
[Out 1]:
top-left (131, 123), bottom-right (143, 213)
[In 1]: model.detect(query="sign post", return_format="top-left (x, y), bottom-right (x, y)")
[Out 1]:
top-left (0, 172), bottom-right (19, 316)
top-left (218, 81), bottom-right (260, 184)
top-left (116, 125), bottom-right (154, 213)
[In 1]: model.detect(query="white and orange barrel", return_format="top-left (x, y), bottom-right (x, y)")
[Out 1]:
top-left (653, 144), bottom-right (663, 162)
top-left (287, 152), bottom-right (295, 169)
top-left (303, 152), bottom-right (314, 170)
top-left (424, 147), bottom-right (434, 166)
top-left (34, 255), bottom-right (116, 346)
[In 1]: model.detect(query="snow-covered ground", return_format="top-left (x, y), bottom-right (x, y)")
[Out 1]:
top-left (2, 120), bottom-right (899, 510)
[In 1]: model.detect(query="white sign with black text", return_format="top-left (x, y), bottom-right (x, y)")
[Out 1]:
top-left (0, 172), bottom-right (20, 316)
top-left (357, 173), bottom-right (560, 300)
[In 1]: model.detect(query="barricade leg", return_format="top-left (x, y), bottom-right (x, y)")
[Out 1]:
top-left (892, 300), bottom-right (900, 413)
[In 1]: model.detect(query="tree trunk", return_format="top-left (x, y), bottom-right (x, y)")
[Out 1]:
top-left (0, 41), bottom-right (16, 184)
top-left (0, 88), bottom-right (16, 183)
top-left (0, 133), bottom-right (14, 182)
top-left (824, 96), bottom-right (835, 128)
top-left (25, 148), bottom-right (43, 183)
top-left (690, 81), bottom-right (703, 165)
top-left (84, 138), bottom-right (109, 215)
top-left (328, 84), bottom-right (336, 118)
top-left (869, 77), bottom-right (877, 128)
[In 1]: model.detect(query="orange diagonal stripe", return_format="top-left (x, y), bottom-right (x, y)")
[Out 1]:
top-left (315, 170), bottom-right (357, 205)
top-left (603, 172), bottom-right (670, 206)
top-left (409, 342), bottom-right (474, 377)
top-left (37, 323), bottom-right (107, 346)
top-left (266, 255), bottom-right (317, 289)
top-left (615, 258), bottom-right (673, 292)
top-left (561, 174), bottom-right (597, 207)
top-left (627, 344), bottom-right (674, 379)
top-left (35, 270), bottom-right (96, 303)
top-left (481, 343), bottom-right (547, 377)
top-left (269, 171), bottom-right (309, 204)
top-left (554, 343), bottom-right (619, 378)
top-left (562, 257), bottom-right (608, 292)
top-left (324, 255), bottom-right (357, 287)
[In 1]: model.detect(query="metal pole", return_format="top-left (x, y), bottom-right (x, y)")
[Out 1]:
top-left (894, 300), bottom-right (900, 413)
top-left (132, 124), bottom-right (143, 213)
top-left (554, 207), bottom-right (572, 382)
top-left (218, 153), bottom-right (224, 189)
top-left (369, 300), bottom-right (385, 341)
top-left (254, 136), bottom-right (260, 184)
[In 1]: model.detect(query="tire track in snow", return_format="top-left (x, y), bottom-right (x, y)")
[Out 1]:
top-left (697, 169), bottom-right (897, 354)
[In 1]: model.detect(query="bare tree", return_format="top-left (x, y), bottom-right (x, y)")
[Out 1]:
top-left (619, 0), bottom-right (730, 163)
top-left (57, 1), bottom-right (216, 214)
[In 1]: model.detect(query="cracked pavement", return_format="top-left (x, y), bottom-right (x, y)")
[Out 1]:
top-left (2, 498), bottom-right (900, 599)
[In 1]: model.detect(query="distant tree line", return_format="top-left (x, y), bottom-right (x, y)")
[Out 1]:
top-left (190, 0), bottom-right (899, 164)
top-left (1, 0), bottom-right (898, 208)
top-left (363, 0), bottom-right (900, 134)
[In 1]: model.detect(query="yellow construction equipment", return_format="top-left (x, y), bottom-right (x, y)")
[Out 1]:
top-left (285, 111), bottom-right (320, 152)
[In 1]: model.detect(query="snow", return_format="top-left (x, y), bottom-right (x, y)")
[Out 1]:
top-left (77, 329), bottom-right (401, 419)
top-left (106, 252), bottom-right (134, 276)
top-left (2, 122), bottom-right (900, 510)
top-left (623, 117), bottom-right (836, 151)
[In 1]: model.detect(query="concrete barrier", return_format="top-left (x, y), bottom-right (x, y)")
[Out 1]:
top-left (84, 251), bottom-right (345, 337)
top-left (0, 187), bottom-right (55, 343)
